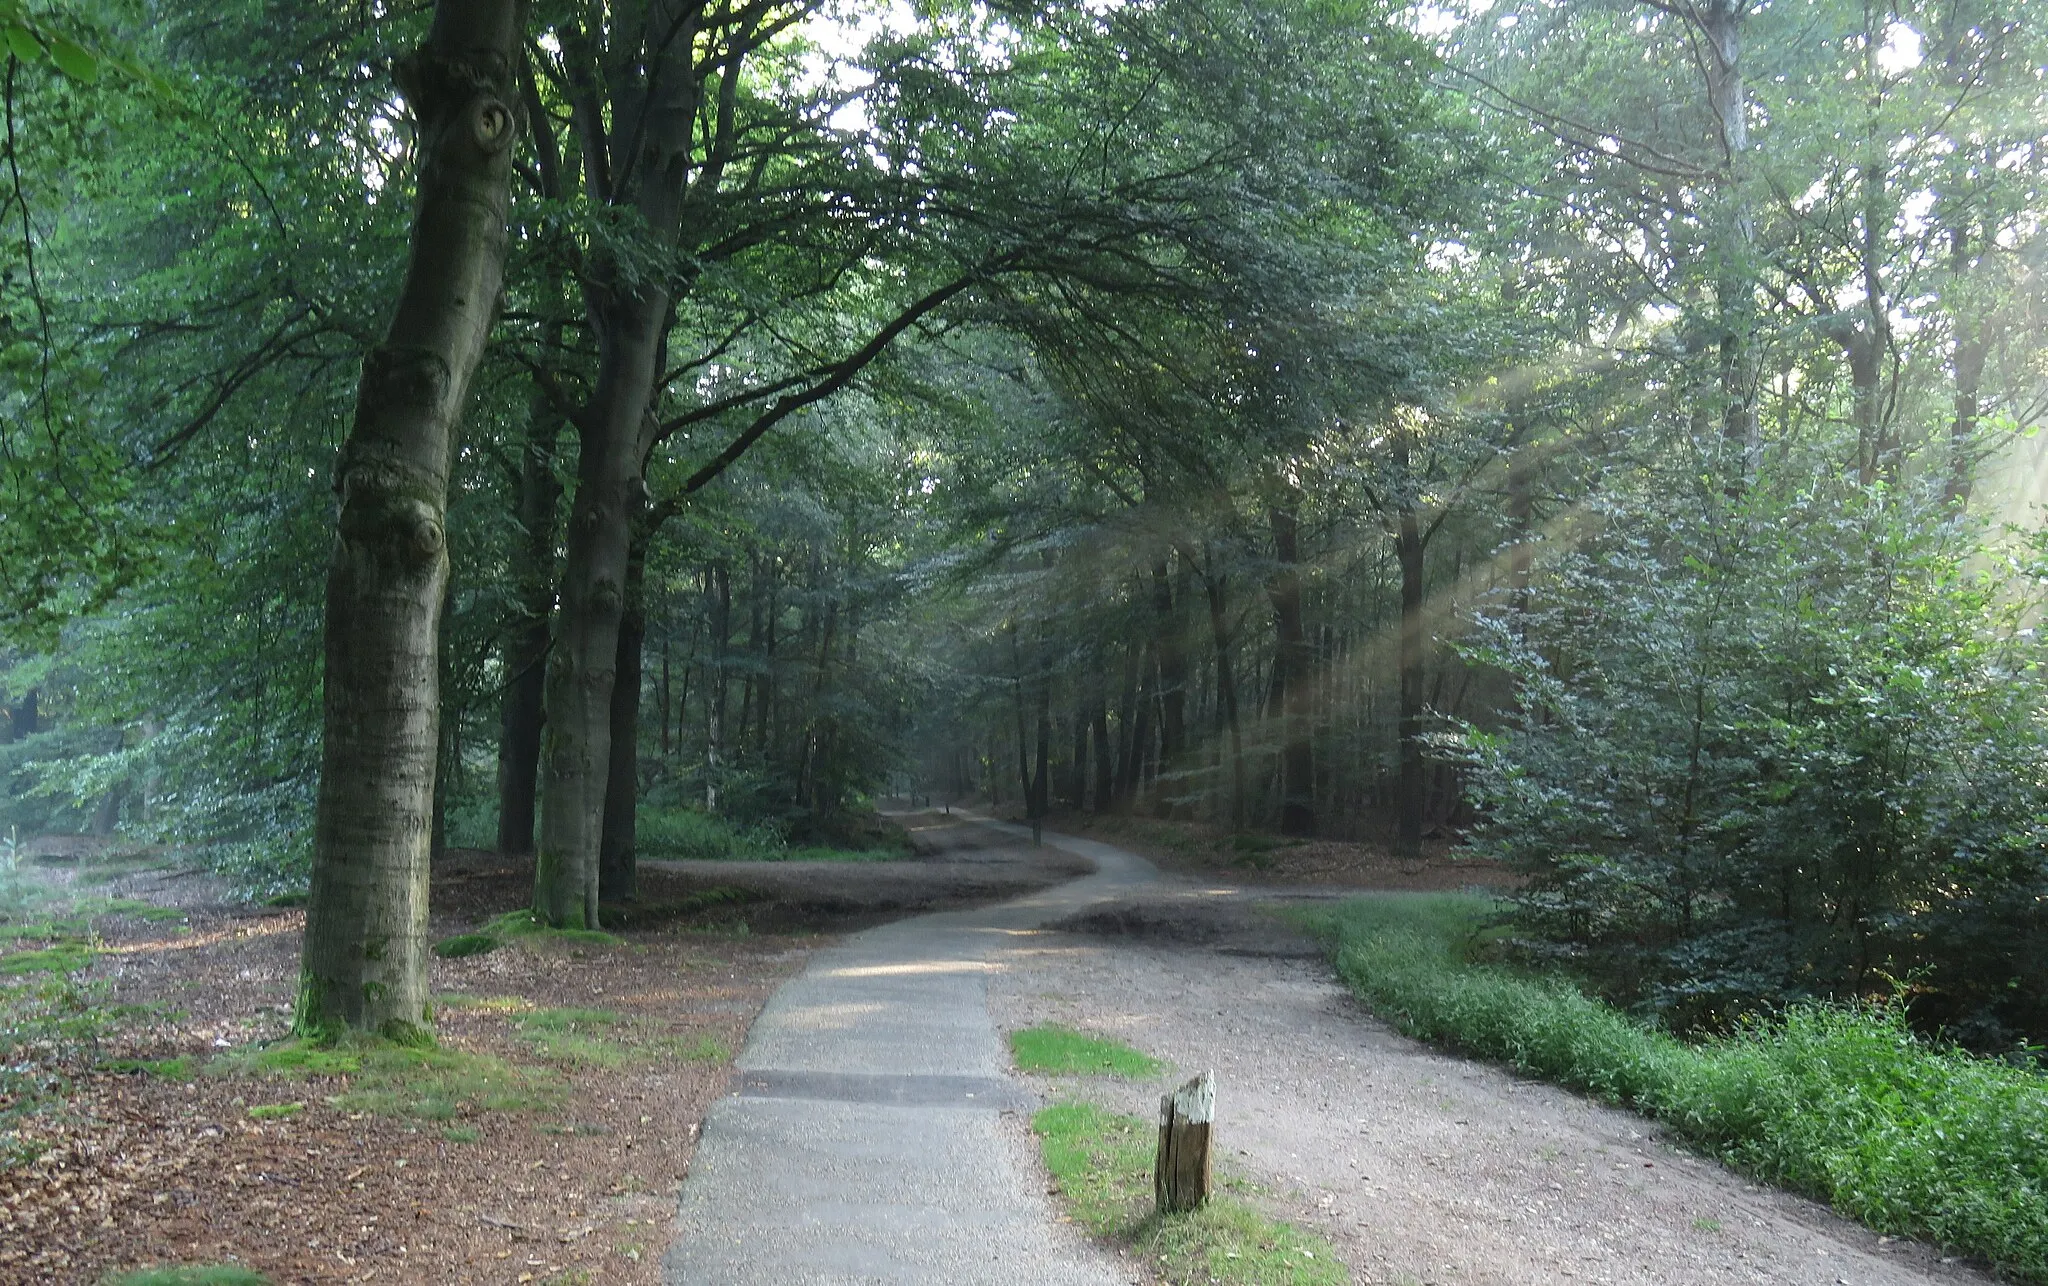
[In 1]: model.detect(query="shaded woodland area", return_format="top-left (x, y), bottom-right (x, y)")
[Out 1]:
top-left (3, 0), bottom-right (2047, 1057)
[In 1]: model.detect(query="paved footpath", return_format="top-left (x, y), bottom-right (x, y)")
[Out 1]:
top-left (664, 822), bottom-right (1151, 1285)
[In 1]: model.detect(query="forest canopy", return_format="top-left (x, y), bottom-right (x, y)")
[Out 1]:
top-left (1, 0), bottom-right (2045, 1050)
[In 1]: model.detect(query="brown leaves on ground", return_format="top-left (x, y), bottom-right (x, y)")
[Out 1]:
top-left (0, 858), bottom-right (810, 1285)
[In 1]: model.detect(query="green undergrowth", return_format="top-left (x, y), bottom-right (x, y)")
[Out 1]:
top-left (1011, 1024), bottom-right (1164, 1078)
top-left (433, 909), bottom-right (626, 959)
top-left (103, 1266), bottom-right (270, 1286)
top-left (2, 860), bottom-right (176, 1165)
top-left (1033, 1101), bottom-right (1346, 1286)
top-left (214, 1036), bottom-right (565, 1120)
top-left (1304, 894), bottom-right (2048, 1282)
top-left (636, 805), bottom-right (911, 863)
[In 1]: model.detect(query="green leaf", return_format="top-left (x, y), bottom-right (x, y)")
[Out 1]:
top-left (45, 33), bottom-right (97, 83)
top-left (2, 22), bottom-right (39, 63)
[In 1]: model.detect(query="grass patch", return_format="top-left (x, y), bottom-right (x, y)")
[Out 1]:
top-left (514, 1008), bottom-right (635, 1068)
top-left (509, 1008), bottom-right (729, 1068)
top-left (90, 898), bottom-right (186, 923)
top-left (432, 932), bottom-right (499, 959)
top-left (1033, 1101), bottom-right (1345, 1286)
top-left (103, 1056), bottom-right (193, 1080)
top-left (669, 1033), bottom-right (730, 1063)
top-left (215, 1037), bottom-right (564, 1120)
top-left (0, 941), bottom-right (96, 975)
top-left (1011, 1024), bottom-right (1163, 1079)
top-left (1305, 893), bottom-right (2048, 1282)
top-left (246, 1102), bottom-right (302, 1120)
top-left (103, 1267), bottom-right (270, 1286)
top-left (442, 1124), bottom-right (480, 1143)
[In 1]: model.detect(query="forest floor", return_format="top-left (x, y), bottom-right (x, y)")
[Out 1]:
top-left (0, 825), bottom-right (1085, 1285)
top-left (3, 818), bottom-right (2011, 1286)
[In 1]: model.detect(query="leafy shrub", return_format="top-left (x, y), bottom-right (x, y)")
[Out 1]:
top-left (1310, 894), bottom-right (2048, 1282)
top-left (1452, 466), bottom-right (2048, 1050)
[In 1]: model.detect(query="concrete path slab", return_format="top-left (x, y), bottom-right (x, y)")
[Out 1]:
top-left (663, 820), bottom-right (1149, 1285)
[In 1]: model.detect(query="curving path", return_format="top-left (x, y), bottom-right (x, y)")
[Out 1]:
top-left (662, 820), bottom-right (1150, 1285)
top-left (669, 817), bottom-right (1997, 1286)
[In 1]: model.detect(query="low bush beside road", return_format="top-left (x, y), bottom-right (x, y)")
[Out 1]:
top-left (1306, 894), bottom-right (2048, 1283)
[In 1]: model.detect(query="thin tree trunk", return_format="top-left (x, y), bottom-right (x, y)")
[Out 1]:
top-left (1266, 500), bottom-right (1314, 837)
top-left (1117, 643), bottom-right (1153, 809)
top-left (1010, 624), bottom-right (1035, 817)
top-left (1034, 644), bottom-right (1052, 819)
top-left (660, 633), bottom-right (672, 760)
top-left (1201, 553), bottom-right (1245, 829)
top-left (706, 562), bottom-right (730, 811)
top-left (1696, 0), bottom-right (1758, 473)
top-left (1396, 500), bottom-right (1427, 858)
top-left (300, 0), bottom-right (519, 1038)
top-left (1946, 227), bottom-right (1987, 506)
top-left (496, 384), bottom-right (561, 857)
top-left (1151, 557), bottom-right (1188, 818)
top-left (1067, 705), bottom-right (1089, 811)
top-left (1091, 698), bottom-right (1114, 812)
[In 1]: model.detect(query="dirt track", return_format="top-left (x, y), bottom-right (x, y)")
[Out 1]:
top-left (987, 857), bottom-right (2001, 1286)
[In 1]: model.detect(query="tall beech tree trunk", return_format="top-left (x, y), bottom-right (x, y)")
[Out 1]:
top-left (299, 0), bottom-right (519, 1039)
top-left (537, 290), bottom-right (664, 928)
top-left (496, 387), bottom-right (562, 856)
top-left (598, 515), bottom-right (649, 903)
top-left (533, 5), bottom-right (708, 927)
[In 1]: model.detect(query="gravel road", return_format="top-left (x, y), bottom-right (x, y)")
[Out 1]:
top-left (988, 828), bottom-right (2003, 1286)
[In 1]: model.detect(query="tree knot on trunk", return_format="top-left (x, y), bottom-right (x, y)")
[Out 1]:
top-left (394, 49), bottom-right (519, 168)
top-left (394, 47), bottom-right (515, 123)
top-left (333, 438), bottom-right (447, 565)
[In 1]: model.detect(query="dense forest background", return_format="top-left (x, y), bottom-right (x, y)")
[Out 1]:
top-left (3, 0), bottom-right (2046, 1051)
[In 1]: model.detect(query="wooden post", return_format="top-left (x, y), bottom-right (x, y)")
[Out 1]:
top-left (1154, 1070), bottom-right (1214, 1213)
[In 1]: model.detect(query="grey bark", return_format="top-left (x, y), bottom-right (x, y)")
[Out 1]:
top-left (495, 365), bottom-right (564, 857)
top-left (598, 515), bottom-right (648, 903)
top-left (299, 0), bottom-right (519, 1038)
